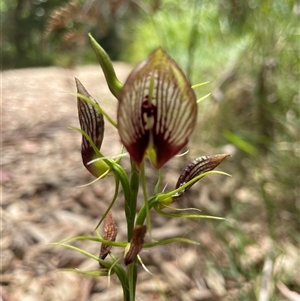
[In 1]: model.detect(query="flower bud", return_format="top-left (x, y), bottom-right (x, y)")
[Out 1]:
top-left (99, 211), bottom-right (118, 266)
top-left (76, 78), bottom-right (109, 177)
top-left (124, 225), bottom-right (147, 265)
top-left (173, 154), bottom-right (230, 200)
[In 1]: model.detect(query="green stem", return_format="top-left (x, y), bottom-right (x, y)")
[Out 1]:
top-left (112, 164), bottom-right (133, 240)
top-left (93, 175), bottom-right (120, 231)
top-left (135, 196), bottom-right (158, 226)
top-left (128, 261), bottom-right (138, 301)
top-left (140, 163), bottom-right (152, 236)
top-left (129, 159), bottom-right (139, 241)
top-left (154, 169), bottom-right (162, 195)
top-left (127, 159), bottom-right (140, 301)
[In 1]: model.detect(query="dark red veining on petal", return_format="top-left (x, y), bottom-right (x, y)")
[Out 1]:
top-left (76, 78), bottom-right (104, 175)
top-left (118, 48), bottom-right (197, 169)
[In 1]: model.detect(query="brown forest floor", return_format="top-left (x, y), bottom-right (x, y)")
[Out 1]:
top-left (1, 65), bottom-right (299, 301)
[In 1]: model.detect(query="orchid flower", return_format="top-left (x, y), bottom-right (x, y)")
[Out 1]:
top-left (62, 35), bottom-right (231, 301)
top-left (117, 48), bottom-right (198, 169)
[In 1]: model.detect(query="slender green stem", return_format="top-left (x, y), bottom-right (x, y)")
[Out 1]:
top-left (140, 162), bottom-right (152, 237)
top-left (154, 206), bottom-right (224, 220)
top-left (51, 242), bottom-right (129, 299)
top-left (154, 169), bottom-right (162, 195)
top-left (111, 163), bottom-right (133, 240)
top-left (93, 175), bottom-right (120, 231)
top-left (135, 196), bottom-right (158, 226)
top-left (140, 162), bottom-right (148, 201)
top-left (127, 159), bottom-right (140, 301)
top-left (128, 261), bottom-right (137, 301)
top-left (129, 159), bottom-right (139, 241)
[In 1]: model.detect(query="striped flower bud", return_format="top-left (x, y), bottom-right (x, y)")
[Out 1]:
top-left (76, 78), bottom-right (109, 177)
top-left (172, 154), bottom-right (230, 200)
top-left (99, 211), bottom-right (118, 266)
top-left (117, 48), bottom-right (197, 169)
top-left (124, 225), bottom-right (147, 265)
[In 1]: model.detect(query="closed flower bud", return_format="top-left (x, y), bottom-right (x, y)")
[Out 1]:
top-left (124, 225), bottom-right (147, 265)
top-left (99, 211), bottom-right (118, 266)
top-left (75, 78), bottom-right (109, 177)
top-left (173, 154), bottom-right (230, 200)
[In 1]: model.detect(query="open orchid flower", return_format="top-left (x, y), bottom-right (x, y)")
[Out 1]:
top-left (76, 78), bottom-right (109, 177)
top-left (58, 36), bottom-right (232, 301)
top-left (117, 48), bottom-right (198, 169)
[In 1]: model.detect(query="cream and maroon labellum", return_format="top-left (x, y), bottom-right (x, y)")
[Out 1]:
top-left (124, 225), bottom-right (147, 266)
top-left (117, 48), bottom-right (197, 169)
top-left (76, 78), bottom-right (106, 177)
top-left (172, 154), bottom-right (230, 200)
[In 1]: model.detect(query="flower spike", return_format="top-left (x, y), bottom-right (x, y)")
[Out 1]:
top-left (75, 78), bottom-right (109, 177)
top-left (117, 48), bottom-right (198, 169)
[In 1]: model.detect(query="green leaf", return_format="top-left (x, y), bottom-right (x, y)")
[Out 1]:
top-left (154, 205), bottom-right (225, 220)
top-left (143, 237), bottom-right (200, 248)
top-left (223, 130), bottom-right (258, 156)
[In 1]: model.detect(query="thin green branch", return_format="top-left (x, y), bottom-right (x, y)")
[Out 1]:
top-left (93, 175), bottom-right (120, 231)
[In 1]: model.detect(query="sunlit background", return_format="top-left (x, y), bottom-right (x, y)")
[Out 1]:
top-left (2, 0), bottom-right (299, 300)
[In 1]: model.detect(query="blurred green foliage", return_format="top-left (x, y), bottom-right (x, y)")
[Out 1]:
top-left (2, 0), bottom-right (69, 68)
top-left (1, 0), bottom-right (143, 68)
top-left (122, 0), bottom-right (299, 215)
top-left (119, 1), bottom-right (300, 298)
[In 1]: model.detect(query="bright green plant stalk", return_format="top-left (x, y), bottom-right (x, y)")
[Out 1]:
top-left (129, 159), bottom-right (139, 240)
top-left (127, 159), bottom-right (139, 300)
top-left (51, 34), bottom-right (231, 301)
top-left (88, 33), bottom-right (123, 98)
